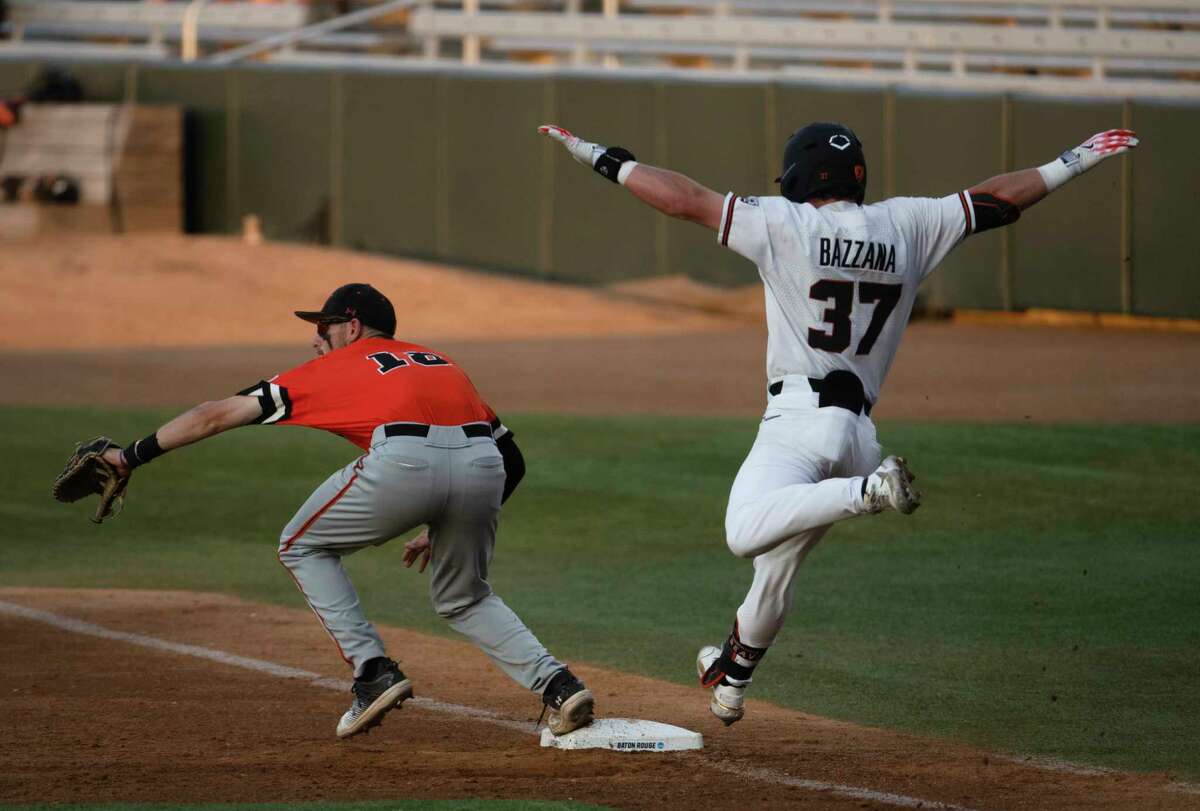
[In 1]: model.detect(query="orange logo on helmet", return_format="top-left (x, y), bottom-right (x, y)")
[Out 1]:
top-left (854, 165), bottom-right (865, 182)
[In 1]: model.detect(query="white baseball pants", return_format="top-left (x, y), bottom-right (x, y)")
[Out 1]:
top-left (726, 387), bottom-right (882, 649)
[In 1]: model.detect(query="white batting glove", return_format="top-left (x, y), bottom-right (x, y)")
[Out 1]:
top-left (538, 124), bottom-right (604, 167)
top-left (1038, 128), bottom-right (1138, 192)
top-left (538, 123), bottom-right (639, 184)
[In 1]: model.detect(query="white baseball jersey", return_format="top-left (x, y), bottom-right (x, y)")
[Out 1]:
top-left (717, 191), bottom-right (974, 404)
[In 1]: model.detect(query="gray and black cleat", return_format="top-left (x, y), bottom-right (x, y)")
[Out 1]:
top-left (336, 658), bottom-right (413, 739)
top-left (542, 667), bottom-right (595, 736)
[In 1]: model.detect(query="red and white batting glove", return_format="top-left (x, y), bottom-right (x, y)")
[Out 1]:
top-left (1038, 128), bottom-right (1138, 192)
top-left (538, 124), bottom-right (604, 167)
top-left (538, 123), bottom-right (638, 185)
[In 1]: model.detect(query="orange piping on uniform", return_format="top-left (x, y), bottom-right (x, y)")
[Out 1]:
top-left (279, 457), bottom-right (364, 553)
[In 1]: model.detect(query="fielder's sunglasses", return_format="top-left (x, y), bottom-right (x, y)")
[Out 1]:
top-left (315, 316), bottom-right (352, 337)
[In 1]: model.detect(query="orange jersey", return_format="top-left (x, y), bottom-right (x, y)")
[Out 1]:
top-left (239, 337), bottom-right (498, 449)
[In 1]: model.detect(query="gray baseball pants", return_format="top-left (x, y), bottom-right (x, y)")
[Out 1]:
top-left (277, 423), bottom-right (564, 694)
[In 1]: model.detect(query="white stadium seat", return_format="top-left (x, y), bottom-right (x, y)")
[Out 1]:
top-left (2, 0), bottom-right (1198, 98)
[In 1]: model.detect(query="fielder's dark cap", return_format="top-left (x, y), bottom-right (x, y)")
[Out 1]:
top-left (776, 122), bottom-right (867, 205)
top-left (294, 283), bottom-right (396, 336)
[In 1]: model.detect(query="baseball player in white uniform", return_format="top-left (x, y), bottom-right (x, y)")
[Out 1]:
top-left (540, 120), bottom-right (1137, 725)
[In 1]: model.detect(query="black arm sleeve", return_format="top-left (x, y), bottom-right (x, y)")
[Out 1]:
top-left (496, 432), bottom-right (525, 504)
top-left (970, 192), bottom-right (1021, 234)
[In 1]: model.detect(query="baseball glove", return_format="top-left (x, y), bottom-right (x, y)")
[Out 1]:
top-left (51, 437), bottom-right (130, 524)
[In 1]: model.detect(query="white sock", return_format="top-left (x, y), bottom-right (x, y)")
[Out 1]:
top-left (848, 476), bottom-right (868, 512)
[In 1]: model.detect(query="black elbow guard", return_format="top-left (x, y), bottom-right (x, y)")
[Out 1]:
top-left (594, 146), bottom-right (636, 184)
top-left (971, 192), bottom-right (1021, 234)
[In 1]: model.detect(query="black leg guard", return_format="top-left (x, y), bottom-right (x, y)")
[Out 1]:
top-left (700, 621), bottom-right (768, 687)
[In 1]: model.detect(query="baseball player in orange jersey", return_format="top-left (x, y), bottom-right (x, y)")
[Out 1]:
top-left (540, 121), bottom-right (1137, 725)
top-left (102, 283), bottom-right (595, 738)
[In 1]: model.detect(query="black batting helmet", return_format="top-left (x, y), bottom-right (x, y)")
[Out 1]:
top-left (776, 122), bottom-right (867, 205)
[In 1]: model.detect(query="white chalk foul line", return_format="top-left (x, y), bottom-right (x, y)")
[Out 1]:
top-left (0, 600), bottom-right (540, 735)
top-left (997, 756), bottom-right (1200, 796)
top-left (1, 599), bottom-right (975, 810)
top-left (685, 756), bottom-right (977, 810)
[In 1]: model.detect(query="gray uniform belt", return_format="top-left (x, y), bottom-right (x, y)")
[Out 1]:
top-left (384, 422), bottom-right (492, 439)
top-left (768, 372), bottom-right (873, 417)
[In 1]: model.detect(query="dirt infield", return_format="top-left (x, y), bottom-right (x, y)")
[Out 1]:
top-left (4, 323), bottom-right (1200, 421)
top-left (2, 588), bottom-right (1195, 811)
top-left (2, 234), bottom-right (1198, 420)
top-left (4, 236), bottom-right (1200, 809)
top-left (0, 235), bottom-right (736, 351)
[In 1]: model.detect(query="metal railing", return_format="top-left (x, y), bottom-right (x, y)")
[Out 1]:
top-left (7, 0), bottom-right (310, 55)
top-left (4, 0), bottom-right (1199, 98)
top-left (408, 4), bottom-right (1200, 95)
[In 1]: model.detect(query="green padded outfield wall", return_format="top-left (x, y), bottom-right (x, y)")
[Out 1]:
top-left (339, 70), bottom-right (442, 259)
top-left (551, 75), bottom-right (661, 284)
top-left (893, 91), bottom-right (1007, 311)
top-left (0, 61), bottom-right (34, 97)
top-left (659, 79), bottom-right (769, 286)
top-left (136, 65), bottom-right (231, 233)
top-left (2, 57), bottom-right (1196, 318)
top-left (232, 68), bottom-right (335, 244)
top-left (1011, 97), bottom-right (1126, 313)
top-left (67, 61), bottom-right (131, 102)
top-left (443, 75), bottom-right (554, 276)
top-left (1130, 100), bottom-right (1200, 319)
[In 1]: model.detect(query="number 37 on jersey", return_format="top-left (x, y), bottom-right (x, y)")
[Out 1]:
top-left (807, 280), bottom-right (902, 356)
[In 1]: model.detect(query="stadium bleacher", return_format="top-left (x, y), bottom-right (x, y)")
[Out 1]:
top-left (2, 0), bottom-right (1198, 97)
top-left (0, 100), bottom-right (181, 238)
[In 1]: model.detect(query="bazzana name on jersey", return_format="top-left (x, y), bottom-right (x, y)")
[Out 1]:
top-left (819, 238), bottom-right (896, 273)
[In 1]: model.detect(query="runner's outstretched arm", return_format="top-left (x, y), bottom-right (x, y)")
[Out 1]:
top-left (538, 124), bottom-right (724, 230)
top-left (962, 129), bottom-right (1138, 231)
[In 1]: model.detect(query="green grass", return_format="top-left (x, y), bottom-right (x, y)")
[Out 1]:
top-left (5, 407), bottom-right (1199, 778)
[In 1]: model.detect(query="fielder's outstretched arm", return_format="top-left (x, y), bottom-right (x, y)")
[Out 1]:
top-left (962, 129), bottom-right (1138, 231)
top-left (538, 125), bottom-right (724, 230)
top-left (102, 395), bottom-right (263, 476)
